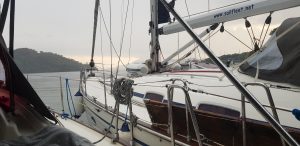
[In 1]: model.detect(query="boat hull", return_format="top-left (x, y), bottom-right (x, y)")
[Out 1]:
top-left (144, 99), bottom-right (300, 146)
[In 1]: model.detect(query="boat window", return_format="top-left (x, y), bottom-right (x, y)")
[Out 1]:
top-left (162, 99), bottom-right (185, 107)
top-left (144, 92), bottom-right (164, 102)
top-left (133, 92), bottom-right (144, 98)
top-left (198, 104), bottom-right (240, 118)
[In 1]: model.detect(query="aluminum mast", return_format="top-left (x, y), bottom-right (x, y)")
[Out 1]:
top-left (149, 0), bottom-right (160, 72)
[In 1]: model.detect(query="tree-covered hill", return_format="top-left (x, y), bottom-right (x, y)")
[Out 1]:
top-left (201, 51), bottom-right (250, 64)
top-left (14, 48), bottom-right (88, 73)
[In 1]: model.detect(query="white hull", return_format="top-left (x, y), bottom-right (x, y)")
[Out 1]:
top-left (81, 69), bottom-right (300, 145)
top-left (82, 93), bottom-right (193, 146)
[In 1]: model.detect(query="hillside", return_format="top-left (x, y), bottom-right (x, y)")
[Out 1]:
top-left (14, 48), bottom-right (88, 73)
top-left (201, 51), bottom-right (250, 64)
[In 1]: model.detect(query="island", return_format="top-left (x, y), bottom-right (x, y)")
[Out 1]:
top-left (14, 48), bottom-right (89, 73)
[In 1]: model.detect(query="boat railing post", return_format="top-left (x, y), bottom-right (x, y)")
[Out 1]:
top-left (167, 85), bottom-right (175, 146)
top-left (167, 84), bottom-right (203, 146)
top-left (241, 94), bottom-right (247, 146)
top-left (84, 71), bottom-right (87, 96)
top-left (244, 83), bottom-right (280, 122)
top-left (171, 79), bottom-right (191, 142)
top-left (129, 101), bottom-right (134, 146)
top-left (79, 70), bottom-right (84, 95)
top-left (113, 101), bottom-right (120, 142)
top-left (59, 76), bottom-right (65, 114)
top-left (184, 88), bottom-right (203, 146)
top-left (185, 97), bottom-right (191, 142)
top-left (244, 83), bottom-right (286, 146)
top-left (80, 69), bottom-right (87, 96)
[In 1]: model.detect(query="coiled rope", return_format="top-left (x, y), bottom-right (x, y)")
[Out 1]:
top-left (112, 78), bottom-right (134, 105)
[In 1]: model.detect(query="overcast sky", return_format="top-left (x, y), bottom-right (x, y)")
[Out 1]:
top-left (2, 0), bottom-right (300, 67)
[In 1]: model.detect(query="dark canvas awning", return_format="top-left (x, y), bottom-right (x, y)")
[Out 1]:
top-left (240, 17), bottom-right (300, 86)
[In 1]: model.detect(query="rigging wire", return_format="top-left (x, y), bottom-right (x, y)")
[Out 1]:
top-left (172, 27), bottom-right (219, 65)
top-left (171, 28), bottom-right (218, 66)
top-left (133, 79), bottom-right (172, 85)
top-left (183, 0), bottom-right (196, 60)
top-left (223, 28), bottom-right (253, 51)
top-left (99, 2), bottom-right (108, 109)
top-left (98, 4), bottom-right (127, 68)
top-left (245, 18), bottom-right (255, 47)
top-left (115, 0), bottom-right (130, 79)
top-left (207, 0), bottom-right (211, 54)
top-left (127, 0), bottom-right (135, 64)
top-left (202, 29), bottom-right (219, 42)
top-left (184, 0), bottom-right (190, 17)
top-left (177, 32), bottom-right (179, 60)
top-left (120, 0), bottom-right (125, 32)
top-left (159, 49), bottom-right (165, 60)
top-left (109, 0), bottom-right (113, 92)
top-left (259, 13), bottom-right (272, 48)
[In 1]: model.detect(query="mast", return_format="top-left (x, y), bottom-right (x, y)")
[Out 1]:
top-left (149, 0), bottom-right (160, 72)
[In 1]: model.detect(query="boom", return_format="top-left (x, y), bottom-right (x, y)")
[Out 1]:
top-left (161, 0), bottom-right (300, 35)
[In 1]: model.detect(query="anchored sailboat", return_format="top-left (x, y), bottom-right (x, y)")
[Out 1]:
top-left (79, 0), bottom-right (300, 145)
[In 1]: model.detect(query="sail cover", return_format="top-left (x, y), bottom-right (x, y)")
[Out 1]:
top-left (240, 17), bottom-right (300, 86)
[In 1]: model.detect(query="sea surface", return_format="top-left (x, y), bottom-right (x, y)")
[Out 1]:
top-left (27, 70), bottom-right (126, 114)
top-left (26, 71), bottom-right (82, 113)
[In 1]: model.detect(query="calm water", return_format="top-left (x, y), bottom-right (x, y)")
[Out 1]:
top-left (27, 69), bottom-right (126, 114)
top-left (27, 71), bottom-right (81, 113)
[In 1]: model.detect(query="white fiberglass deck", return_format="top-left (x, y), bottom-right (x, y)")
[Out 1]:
top-left (57, 116), bottom-right (122, 146)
